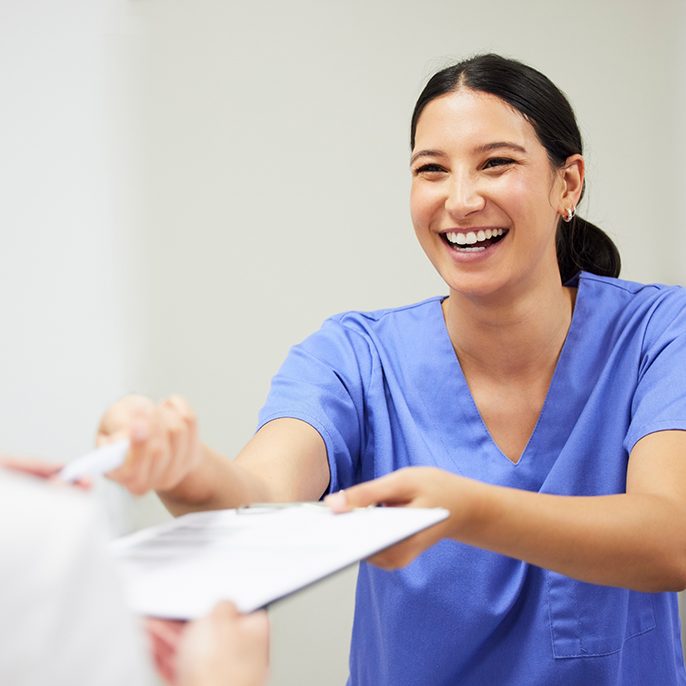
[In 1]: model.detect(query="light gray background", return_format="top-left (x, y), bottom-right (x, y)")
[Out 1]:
top-left (1, 1), bottom-right (685, 684)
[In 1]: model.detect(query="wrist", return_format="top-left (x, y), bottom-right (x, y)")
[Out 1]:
top-left (157, 442), bottom-right (217, 514)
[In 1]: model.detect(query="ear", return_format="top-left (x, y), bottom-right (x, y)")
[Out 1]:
top-left (557, 154), bottom-right (584, 220)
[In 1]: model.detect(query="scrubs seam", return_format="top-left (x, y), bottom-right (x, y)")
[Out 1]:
top-left (331, 295), bottom-right (446, 326)
top-left (400, 298), bottom-right (467, 477)
top-left (331, 321), bottom-right (382, 479)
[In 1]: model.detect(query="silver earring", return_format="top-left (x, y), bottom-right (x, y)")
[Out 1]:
top-left (564, 206), bottom-right (576, 223)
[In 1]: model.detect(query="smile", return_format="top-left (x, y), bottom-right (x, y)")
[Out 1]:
top-left (443, 228), bottom-right (508, 252)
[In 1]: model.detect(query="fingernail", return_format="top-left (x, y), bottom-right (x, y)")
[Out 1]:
top-left (325, 490), bottom-right (348, 511)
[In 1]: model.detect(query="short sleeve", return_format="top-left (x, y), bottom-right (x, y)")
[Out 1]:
top-left (257, 317), bottom-right (374, 494)
top-left (624, 290), bottom-right (686, 454)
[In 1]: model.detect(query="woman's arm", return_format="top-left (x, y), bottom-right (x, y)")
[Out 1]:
top-left (327, 430), bottom-right (686, 592)
top-left (98, 395), bottom-right (330, 516)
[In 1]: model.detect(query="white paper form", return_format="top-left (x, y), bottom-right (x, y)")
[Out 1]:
top-left (111, 505), bottom-right (448, 619)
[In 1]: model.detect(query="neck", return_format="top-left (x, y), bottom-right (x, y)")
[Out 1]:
top-left (444, 271), bottom-right (576, 381)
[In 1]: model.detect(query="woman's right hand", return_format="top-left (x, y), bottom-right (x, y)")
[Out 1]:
top-left (96, 394), bottom-right (203, 496)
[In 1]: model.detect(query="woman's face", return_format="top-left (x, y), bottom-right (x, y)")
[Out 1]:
top-left (410, 88), bottom-right (568, 300)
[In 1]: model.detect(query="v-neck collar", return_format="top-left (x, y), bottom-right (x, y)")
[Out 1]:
top-left (406, 279), bottom-right (586, 490)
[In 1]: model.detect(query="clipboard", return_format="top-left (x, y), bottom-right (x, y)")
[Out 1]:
top-left (110, 504), bottom-right (448, 618)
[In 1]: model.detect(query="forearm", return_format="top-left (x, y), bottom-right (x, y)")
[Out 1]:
top-left (157, 418), bottom-right (330, 517)
top-left (457, 479), bottom-right (686, 592)
top-left (157, 443), bottom-right (272, 516)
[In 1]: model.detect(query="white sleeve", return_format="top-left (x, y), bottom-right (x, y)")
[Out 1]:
top-left (0, 471), bottom-right (154, 686)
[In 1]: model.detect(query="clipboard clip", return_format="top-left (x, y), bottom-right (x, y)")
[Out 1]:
top-left (237, 501), bottom-right (329, 514)
top-left (236, 501), bottom-right (377, 514)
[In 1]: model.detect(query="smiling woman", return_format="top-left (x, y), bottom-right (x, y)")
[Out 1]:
top-left (411, 88), bottom-right (576, 302)
top-left (410, 54), bottom-right (621, 287)
top-left (97, 54), bottom-right (686, 685)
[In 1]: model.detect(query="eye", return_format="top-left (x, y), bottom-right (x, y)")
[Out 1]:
top-left (413, 163), bottom-right (447, 176)
top-left (483, 157), bottom-right (515, 169)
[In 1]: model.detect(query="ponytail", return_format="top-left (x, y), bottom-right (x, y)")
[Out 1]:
top-left (555, 216), bottom-right (621, 284)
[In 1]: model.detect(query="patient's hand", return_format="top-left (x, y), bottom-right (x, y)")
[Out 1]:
top-left (146, 603), bottom-right (270, 686)
top-left (0, 454), bottom-right (91, 489)
top-left (177, 602), bottom-right (269, 686)
top-left (0, 454), bottom-right (62, 479)
top-left (145, 616), bottom-right (186, 685)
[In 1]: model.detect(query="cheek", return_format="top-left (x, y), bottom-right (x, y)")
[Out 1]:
top-left (494, 174), bottom-right (529, 210)
top-left (499, 175), bottom-right (556, 226)
top-left (409, 189), bottom-right (424, 234)
top-left (410, 183), bottom-right (439, 232)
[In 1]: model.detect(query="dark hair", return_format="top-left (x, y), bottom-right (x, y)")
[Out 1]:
top-left (411, 54), bottom-right (620, 283)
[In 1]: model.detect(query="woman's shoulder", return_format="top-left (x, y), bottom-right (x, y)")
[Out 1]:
top-left (575, 272), bottom-right (686, 342)
top-left (324, 296), bottom-right (446, 331)
top-left (291, 296), bottom-right (447, 363)
top-left (577, 271), bottom-right (686, 307)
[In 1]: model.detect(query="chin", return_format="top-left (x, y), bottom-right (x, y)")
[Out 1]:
top-left (444, 275), bottom-right (508, 300)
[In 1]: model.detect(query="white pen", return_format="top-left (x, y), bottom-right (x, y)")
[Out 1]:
top-left (59, 439), bottom-right (130, 482)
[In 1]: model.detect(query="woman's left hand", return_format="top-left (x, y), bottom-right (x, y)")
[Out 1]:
top-left (325, 467), bottom-right (467, 569)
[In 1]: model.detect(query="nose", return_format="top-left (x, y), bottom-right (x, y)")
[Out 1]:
top-left (445, 170), bottom-right (485, 218)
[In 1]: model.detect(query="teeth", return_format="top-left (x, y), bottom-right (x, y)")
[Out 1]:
top-left (445, 228), bottom-right (506, 246)
top-left (457, 246), bottom-right (485, 252)
top-left (446, 232), bottom-right (466, 245)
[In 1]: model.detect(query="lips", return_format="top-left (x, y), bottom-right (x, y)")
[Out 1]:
top-left (443, 228), bottom-right (508, 252)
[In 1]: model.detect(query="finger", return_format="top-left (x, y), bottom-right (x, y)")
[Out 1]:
top-left (109, 402), bottom-right (159, 494)
top-left (148, 632), bottom-right (175, 685)
top-left (208, 600), bottom-right (240, 620)
top-left (145, 617), bottom-right (187, 686)
top-left (239, 609), bottom-right (270, 645)
top-left (146, 617), bottom-right (187, 645)
top-left (157, 397), bottom-right (194, 489)
top-left (142, 402), bottom-right (185, 489)
top-left (148, 633), bottom-right (180, 685)
top-left (0, 455), bottom-right (63, 479)
top-left (165, 395), bottom-right (197, 429)
top-left (97, 394), bottom-right (152, 444)
top-left (236, 610), bottom-right (271, 673)
top-left (164, 395), bottom-right (200, 484)
top-left (326, 471), bottom-right (417, 511)
top-left (49, 474), bottom-right (93, 491)
top-left (133, 406), bottom-right (174, 494)
top-left (324, 489), bottom-right (349, 513)
top-left (73, 476), bottom-right (93, 491)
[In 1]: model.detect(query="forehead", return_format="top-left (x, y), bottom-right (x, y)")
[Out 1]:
top-left (413, 88), bottom-right (540, 152)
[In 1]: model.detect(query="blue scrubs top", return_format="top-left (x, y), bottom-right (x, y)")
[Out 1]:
top-left (258, 273), bottom-right (686, 685)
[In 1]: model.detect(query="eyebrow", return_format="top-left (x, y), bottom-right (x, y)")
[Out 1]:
top-left (476, 141), bottom-right (527, 154)
top-left (410, 141), bottom-right (527, 166)
top-left (410, 149), bottom-right (445, 165)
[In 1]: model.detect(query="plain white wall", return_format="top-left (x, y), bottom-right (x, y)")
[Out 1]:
top-left (0, 0), bottom-right (132, 460)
